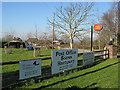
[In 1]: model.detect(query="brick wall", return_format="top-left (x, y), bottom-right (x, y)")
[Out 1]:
top-left (104, 45), bottom-right (117, 58)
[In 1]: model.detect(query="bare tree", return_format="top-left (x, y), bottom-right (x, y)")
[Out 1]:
top-left (117, 1), bottom-right (120, 52)
top-left (26, 32), bottom-right (33, 39)
top-left (6, 34), bottom-right (13, 41)
top-left (100, 3), bottom-right (118, 45)
top-left (113, 2), bottom-right (118, 45)
top-left (3, 28), bottom-right (16, 47)
top-left (34, 25), bottom-right (39, 39)
top-left (95, 8), bottom-right (102, 50)
top-left (26, 25), bottom-right (39, 43)
top-left (60, 34), bottom-right (70, 44)
top-left (91, 2), bottom-right (119, 49)
top-left (48, 2), bottom-right (94, 49)
top-left (41, 32), bottom-right (48, 44)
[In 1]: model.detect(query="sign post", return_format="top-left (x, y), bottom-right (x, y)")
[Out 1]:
top-left (91, 26), bottom-right (93, 51)
top-left (91, 24), bottom-right (103, 51)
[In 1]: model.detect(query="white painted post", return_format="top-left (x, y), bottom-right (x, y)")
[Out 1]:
top-left (34, 47), bottom-right (40, 57)
top-left (104, 47), bottom-right (106, 59)
top-left (34, 47), bottom-right (36, 57)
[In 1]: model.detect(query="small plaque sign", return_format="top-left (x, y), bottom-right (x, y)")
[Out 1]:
top-left (83, 52), bottom-right (94, 66)
top-left (19, 59), bottom-right (41, 80)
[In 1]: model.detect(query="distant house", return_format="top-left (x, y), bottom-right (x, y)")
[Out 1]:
top-left (38, 40), bottom-right (51, 45)
top-left (12, 37), bottom-right (22, 42)
top-left (55, 42), bottom-right (64, 46)
top-left (53, 40), bottom-right (64, 46)
top-left (9, 37), bottom-right (25, 48)
top-left (38, 40), bottom-right (46, 45)
top-left (27, 38), bottom-right (38, 44)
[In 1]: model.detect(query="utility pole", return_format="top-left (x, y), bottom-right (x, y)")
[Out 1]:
top-left (52, 12), bottom-right (55, 50)
top-left (51, 12), bottom-right (55, 67)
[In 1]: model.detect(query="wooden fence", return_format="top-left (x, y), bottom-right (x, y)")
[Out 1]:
top-left (1, 49), bottom-right (109, 89)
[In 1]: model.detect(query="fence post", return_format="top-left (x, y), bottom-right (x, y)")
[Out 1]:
top-left (20, 45), bottom-right (23, 51)
top-left (34, 47), bottom-right (36, 57)
top-left (5, 46), bottom-right (12, 54)
top-left (38, 48), bottom-right (40, 56)
top-left (107, 49), bottom-right (109, 59)
top-left (34, 47), bottom-right (40, 57)
top-left (104, 47), bottom-right (106, 59)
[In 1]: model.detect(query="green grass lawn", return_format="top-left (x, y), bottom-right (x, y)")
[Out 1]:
top-left (1, 48), bottom-right (82, 62)
top-left (1, 48), bottom-right (82, 73)
top-left (8, 59), bottom-right (118, 90)
top-left (2, 48), bottom-right (52, 62)
top-left (1, 48), bottom-right (52, 74)
top-left (15, 58), bottom-right (118, 89)
top-left (1, 48), bottom-right (119, 89)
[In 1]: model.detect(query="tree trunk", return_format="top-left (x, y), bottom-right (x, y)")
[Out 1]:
top-left (8, 41), bottom-right (10, 48)
top-left (70, 36), bottom-right (73, 49)
top-left (110, 36), bottom-right (112, 42)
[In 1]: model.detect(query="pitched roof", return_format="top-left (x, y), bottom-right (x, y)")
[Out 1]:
top-left (38, 40), bottom-right (51, 44)
top-left (12, 37), bottom-right (22, 42)
top-left (27, 38), bottom-right (38, 42)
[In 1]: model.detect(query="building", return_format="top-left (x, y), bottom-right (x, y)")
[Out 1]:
top-left (53, 40), bottom-right (64, 46)
top-left (27, 38), bottom-right (38, 44)
top-left (12, 37), bottom-right (22, 42)
top-left (38, 40), bottom-right (51, 45)
top-left (9, 37), bottom-right (25, 48)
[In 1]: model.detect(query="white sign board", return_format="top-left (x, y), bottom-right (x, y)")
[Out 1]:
top-left (83, 52), bottom-right (94, 66)
top-left (52, 49), bottom-right (78, 74)
top-left (19, 59), bottom-right (41, 80)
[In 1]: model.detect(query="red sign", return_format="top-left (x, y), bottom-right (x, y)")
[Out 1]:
top-left (94, 24), bottom-right (103, 31)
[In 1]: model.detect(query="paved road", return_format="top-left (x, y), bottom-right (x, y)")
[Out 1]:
top-left (63, 49), bottom-right (103, 56)
top-left (78, 49), bottom-right (104, 57)
top-left (63, 48), bottom-right (119, 57)
top-left (78, 49), bottom-right (90, 53)
top-left (78, 49), bottom-right (120, 58)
